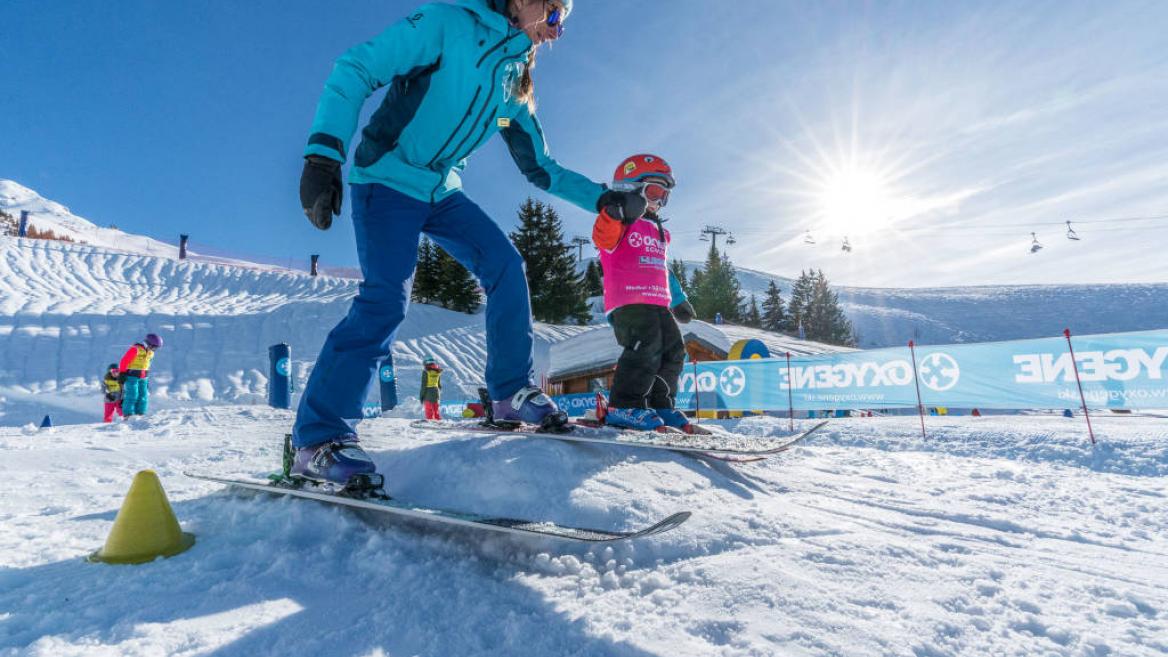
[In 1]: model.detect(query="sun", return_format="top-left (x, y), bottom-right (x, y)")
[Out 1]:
top-left (817, 167), bottom-right (895, 236)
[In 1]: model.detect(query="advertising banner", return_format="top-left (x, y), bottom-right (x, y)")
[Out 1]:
top-left (675, 330), bottom-right (1168, 411)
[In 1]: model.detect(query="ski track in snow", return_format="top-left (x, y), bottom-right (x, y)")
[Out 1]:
top-left (1, 409), bottom-right (1165, 657)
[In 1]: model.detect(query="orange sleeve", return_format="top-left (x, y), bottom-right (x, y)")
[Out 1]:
top-left (591, 210), bottom-right (625, 252)
top-left (118, 346), bottom-right (138, 373)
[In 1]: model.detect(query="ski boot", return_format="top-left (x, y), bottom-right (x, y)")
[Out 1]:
top-left (655, 408), bottom-right (712, 435)
top-left (491, 385), bottom-right (569, 432)
top-left (289, 434), bottom-right (382, 494)
top-left (605, 408), bottom-right (665, 431)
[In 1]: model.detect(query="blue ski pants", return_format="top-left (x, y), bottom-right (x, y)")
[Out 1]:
top-left (122, 376), bottom-right (149, 416)
top-left (293, 183), bottom-right (535, 448)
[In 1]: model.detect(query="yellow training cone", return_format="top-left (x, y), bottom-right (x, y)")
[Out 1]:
top-left (89, 470), bottom-right (195, 564)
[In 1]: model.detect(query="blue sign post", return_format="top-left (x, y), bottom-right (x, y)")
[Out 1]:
top-left (379, 356), bottom-right (398, 411)
top-left (268, 343), bottom-right (292, 409)
top-left (18, 211), bottom-right (29, 237)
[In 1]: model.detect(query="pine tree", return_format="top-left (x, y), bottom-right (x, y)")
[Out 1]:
top-left (760, 280), bottom-right (787, 332)
top-left (691, 242), bottom-right (743, 322)
top-left (806, 269), bottom-right (856, 346)
top-left (411, 238), bottom-right (441, 304)
top-left (743, 294), bottom-right (762, 327)
top-left (583, 259), bottom-right (603, 298)
top-left (436, 246), bottom-right (482, 313)
top-left (669, 259), bottom-right (688, 291)
top-left (510, 198), bottom-right (591, 324)
top-left (786, 270), bottom-right (814, 336)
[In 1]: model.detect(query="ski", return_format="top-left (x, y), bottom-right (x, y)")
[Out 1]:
top-left (185, 471), bottom-right (690, 542)
top-left (409, 419), bottom-right (830, 458)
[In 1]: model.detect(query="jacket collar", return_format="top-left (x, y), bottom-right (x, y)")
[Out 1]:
top-left (451, 0), bottom-right (534, 51)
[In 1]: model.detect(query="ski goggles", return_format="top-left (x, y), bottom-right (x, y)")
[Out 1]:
top-left (640, 181), bottom-right (671, 207)
top-left (546, 4), bottom-right (565, 37)
top-left (613, 179), bottom-right (672, 207)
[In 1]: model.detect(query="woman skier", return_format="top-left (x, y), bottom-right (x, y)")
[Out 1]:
top-left (292, 0), bottom-right (648, 484)
top-left (118, 333), bottom-right (163, 416)
top-left (591, 154), bottom-right (700, 432)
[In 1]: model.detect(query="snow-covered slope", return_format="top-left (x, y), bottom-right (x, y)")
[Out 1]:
top-left (0, 237), bottom-right (589, 427)
top-left (1, 180), bottom-right (179, 257)
top-left (2, 408), bottom-right (1164, 656)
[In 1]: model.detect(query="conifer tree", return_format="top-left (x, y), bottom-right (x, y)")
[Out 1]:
top-left (436, 246), bottom-right (482, 313)
top-left (743, 294), bottom-right (762, 328)
top-left (509, 198), bottom-right (590, 324)
top-left (583, 259), bottom-right (603, 298)
top-left (806, 269), bottom-right (856, 346)
top-left (411, 238), bottom-right (441, 304)
top-left (786, 270), bottom-right (814, 336)
top-left (691, 242), bottom-right (742, 322)
top-left (760, 280), bottom-right (787, 332)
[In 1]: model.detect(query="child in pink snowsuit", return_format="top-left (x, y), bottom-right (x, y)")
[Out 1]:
top-left (592, 154), bottom-right (697, 432)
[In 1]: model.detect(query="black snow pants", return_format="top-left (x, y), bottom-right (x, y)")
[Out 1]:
top-left (609, 304), bottom-right (686, 410)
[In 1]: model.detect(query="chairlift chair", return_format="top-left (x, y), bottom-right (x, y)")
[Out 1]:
top-left (841, 237), bottom-right (852, 253)
top-left (1029, 232), bottom-right (1043, 254)
top-left (803, 230), bottom-right (816, 245)
top-left (1065, 221), bottom-right (1080, 241)
top-left (726, 233), bottom-right (737, 245)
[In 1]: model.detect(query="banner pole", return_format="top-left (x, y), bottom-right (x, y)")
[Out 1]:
top-left (1063, 328), bottom-right (1097, 445)
top-left (785, 351), bottom-right (794, 432)
top-left (908, 340), bottom-right (927, 439)
top-left (692, 359), bottom-right (700, 418)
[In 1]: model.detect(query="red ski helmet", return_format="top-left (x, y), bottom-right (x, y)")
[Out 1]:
top-left (612, 154), bottom-right (674, 189)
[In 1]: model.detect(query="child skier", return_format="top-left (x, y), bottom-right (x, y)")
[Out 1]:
top-left (420, 357), bottom-right (443, 420)
top-left (101, 363), bottom-right (124, 423)
top-left (592, 154), bottom-right (699, 432)
top-left (118, 333), bottom-right (162, 416)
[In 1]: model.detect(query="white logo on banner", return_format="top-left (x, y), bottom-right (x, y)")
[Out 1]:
top-left (379, 367), bottom-right (395, 382)
top-left (719, 366), bottom-right (747, 397)
top-left (276, 357), bottom-right (290, 377)
top-left (918, 353), bottom-right (960, 391)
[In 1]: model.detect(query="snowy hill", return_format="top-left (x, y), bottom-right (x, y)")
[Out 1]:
top-left (0, 236), bottom-right (591, 427)
top-left (1, 180), bottom-right (179, 257)
top-left (668, 261), bottom-right (1168, 348)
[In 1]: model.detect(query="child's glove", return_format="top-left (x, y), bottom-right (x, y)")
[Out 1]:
top-left (597, 190), bottom-right (647, 224)
top-left (300, 155), bottom-right (343, 230)
top-left (671, 301), bottom-right (696, 324)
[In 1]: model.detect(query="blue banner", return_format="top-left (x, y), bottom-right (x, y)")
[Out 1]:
top-left (676, 329), bottom-right (1168, 411)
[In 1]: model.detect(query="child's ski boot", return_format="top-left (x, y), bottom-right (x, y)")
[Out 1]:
top-left (605, 408), bottom-right (665, 431)
top-left (655, 408), bottom-right (712, 435)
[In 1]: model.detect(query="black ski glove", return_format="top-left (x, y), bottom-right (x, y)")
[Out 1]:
top-left (671, 300), bottom-right (696, 324)
top-left (300, 155), bottom-right (343, 230)
top-left (597, 189), bottom-right (647, 225)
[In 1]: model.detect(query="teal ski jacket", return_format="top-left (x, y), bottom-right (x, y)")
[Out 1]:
top-left (304, 0), bottom-right (604, 211)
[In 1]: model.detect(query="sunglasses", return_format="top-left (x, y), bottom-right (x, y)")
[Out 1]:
top-left (546, 4), bottom-right (565, 37)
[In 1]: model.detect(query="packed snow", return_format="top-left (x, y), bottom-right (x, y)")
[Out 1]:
top-left (2, 181), bottom-right (1167, 656)
top-left (1, 408), bottom-right (1165, 656)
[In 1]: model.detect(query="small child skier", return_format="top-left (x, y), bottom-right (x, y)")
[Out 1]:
top-left (420, 357), bottom-right (443, 420)
top-left (118, 333), bottom-right (162, 416)
top-left (101, 363), bottom-right (124, 423)
top-left (592, 154), bottom-right (699, 432)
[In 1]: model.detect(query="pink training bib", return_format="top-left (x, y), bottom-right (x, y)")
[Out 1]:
top-left (599, 217), bottom-right (671, 314)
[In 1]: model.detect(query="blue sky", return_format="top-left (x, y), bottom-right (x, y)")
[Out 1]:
top-left (4, 0), bottom-right (1167, 287)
